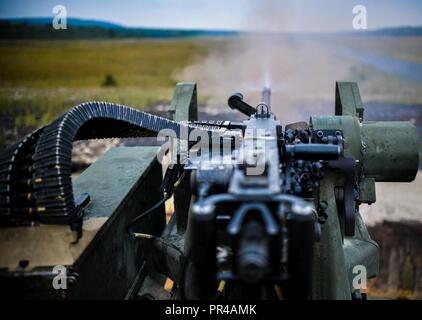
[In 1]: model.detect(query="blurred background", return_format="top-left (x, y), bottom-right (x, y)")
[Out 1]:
top-left (0, 0), bottom-right (421, 298)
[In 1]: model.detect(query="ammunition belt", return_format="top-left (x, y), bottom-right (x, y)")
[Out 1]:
top-left (0, 101), bottom-right (227, 226)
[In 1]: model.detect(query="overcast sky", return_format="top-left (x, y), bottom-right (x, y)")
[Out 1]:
top-left (0, 0), bottom-right (421, 32)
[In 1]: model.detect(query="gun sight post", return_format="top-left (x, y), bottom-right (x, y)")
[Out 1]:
top-left (261, 87), bottom-right (271, 111)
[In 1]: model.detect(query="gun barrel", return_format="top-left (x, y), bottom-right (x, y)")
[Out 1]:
top-left (261, 87), bottom-right (271, 110)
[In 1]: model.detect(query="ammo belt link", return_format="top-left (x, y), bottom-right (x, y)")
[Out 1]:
top-left (0, 101), bottom-right (228, 226)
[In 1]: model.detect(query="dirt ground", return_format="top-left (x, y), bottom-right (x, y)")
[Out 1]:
top-left (361, 171), bottom-right (422, 226)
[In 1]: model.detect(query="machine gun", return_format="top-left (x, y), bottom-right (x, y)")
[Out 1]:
top-left (183, 87), bottom-right (339, 299)
top-left (169, 83), bottom-right (418, 300)
top-left (0, 82), bottom-right (419, 300)
top-left (135, 83), bottom-right (419, 300)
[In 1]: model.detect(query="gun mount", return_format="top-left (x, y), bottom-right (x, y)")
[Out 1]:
top-left (0, 82), bottom-right (419, 300)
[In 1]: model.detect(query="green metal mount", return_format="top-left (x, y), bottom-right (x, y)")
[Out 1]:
top-left (138, 82), bottom-right (197, 299)
top-left (169, 82), bottom-right (198, 233)
top-left (335, 81), bottom-right (364, 120)
top-left (311, 81), bottom-right (380, 299)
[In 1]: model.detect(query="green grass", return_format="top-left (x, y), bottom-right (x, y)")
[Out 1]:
top-left (0, 86), bottom-right (173, 125)
top-left (0, 39), bottom-right (213, 149)
top-left (0, 39), bottom-right (207, 88)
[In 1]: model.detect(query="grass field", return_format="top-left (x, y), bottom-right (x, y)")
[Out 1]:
top-left (0, 39), bottom-right (215, 149)
top-left (0, 40), bottom-right (209, 88)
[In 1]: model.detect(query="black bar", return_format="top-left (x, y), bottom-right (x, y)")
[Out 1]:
top-left (285, 144), bottom-right (341, 160)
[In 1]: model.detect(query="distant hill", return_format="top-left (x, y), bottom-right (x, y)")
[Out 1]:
top-left (0, 17), bottom-right (421, 39)
top-left (0, 17), bottom-right (238, 39)
top-left (2, 17), bottom-right (125, 29)
top-left (359, 26), bottom-right (422, 37)
top-left (342, 26), bottom-right (422, 37)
